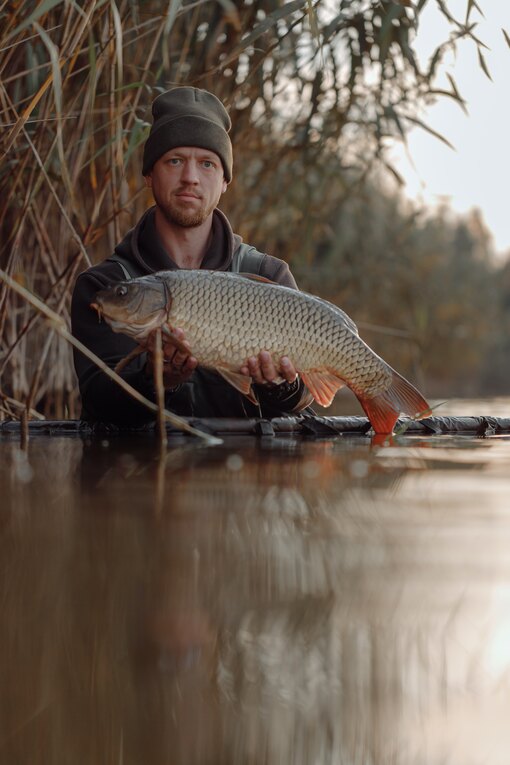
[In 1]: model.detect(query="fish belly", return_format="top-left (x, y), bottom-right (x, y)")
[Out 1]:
top-left (165, 272), bottom-right (390, 393)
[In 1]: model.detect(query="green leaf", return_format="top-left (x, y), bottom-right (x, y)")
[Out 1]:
top-left (32, 21), bottom-right (62, 115)
top-left (110, 0), bottom-right (123, 89)
top-left (427, 45), bottom-right (444, 78)
top-left (462, 23), bottom-right (490, 50)
top-left (216, 0), bottom-right (241, 31)
top-left (503, 28), bottom-right (510, 48)
top-left (67, 0), bottom-right (87, 20)
top-left (322, 11), bottom-right (347, 41)
top-left (466, 0), bottom-right (484, 23)
top-left (406, 116), bottom-right (455, 150)
top-left (124, 118), bottom-right (150, 168)
top-left (8, 0), bottom-right (64, 39)
top-left (429, 88), bottom-right (468, 114)
top-left (377, 2), bottom-right (404, 64)
top-left (306, 0), bottom-right (320, 40)
top-left (214, 0), bottom-right (306, 70)
top-left (382, 160), bottom-right (405, 186)
top-left (115, 81), bottom-right (146, 92)
top-left (446, 73), bottom-right (468, 114)
top-left (383, 105), bottom-right (406, 142)
top-left (163, 0), bottom-right (182, 38)
top-left (477, 47), bottom-right (492, 81)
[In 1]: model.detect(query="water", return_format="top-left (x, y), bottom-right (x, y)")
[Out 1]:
top-left (1, 398), bottom-right (510, 764)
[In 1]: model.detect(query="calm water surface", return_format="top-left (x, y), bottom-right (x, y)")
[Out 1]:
top-left (1, 398), bottom-right (510, 764)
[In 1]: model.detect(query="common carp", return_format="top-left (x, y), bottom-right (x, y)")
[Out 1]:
top-left (92, 270), bottom-right (430, 434)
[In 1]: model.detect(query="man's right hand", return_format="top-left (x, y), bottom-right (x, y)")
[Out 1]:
top-left (145, 327), bottom-right (198, 390)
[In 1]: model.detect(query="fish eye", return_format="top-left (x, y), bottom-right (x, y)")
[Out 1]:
top-left (115, 285), bottom-right (129, 297)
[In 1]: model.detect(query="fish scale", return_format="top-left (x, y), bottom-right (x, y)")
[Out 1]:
top-left (166, 271), bottom-right (391, 393)
top-left (94, 269), bottom-right (431, 434)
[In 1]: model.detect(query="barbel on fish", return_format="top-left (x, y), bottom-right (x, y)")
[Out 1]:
top-left (91, 270), bottom-right (430, 434)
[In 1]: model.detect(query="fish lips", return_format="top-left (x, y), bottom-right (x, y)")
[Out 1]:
top-left (91, 278), bottom-right (170, 338)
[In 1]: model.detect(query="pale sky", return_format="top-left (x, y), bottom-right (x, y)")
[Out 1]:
top-left (391, 1), bottom-right (510, 256)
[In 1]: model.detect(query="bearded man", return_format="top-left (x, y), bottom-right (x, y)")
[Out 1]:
top-left (71, 87), bottom-right (313, 425)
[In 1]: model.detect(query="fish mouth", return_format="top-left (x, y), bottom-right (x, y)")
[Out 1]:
top-left (90, 296), bottom-right (169, 340)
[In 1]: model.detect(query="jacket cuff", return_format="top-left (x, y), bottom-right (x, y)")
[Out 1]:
top-left (255, 378), bottom-right (300, 402)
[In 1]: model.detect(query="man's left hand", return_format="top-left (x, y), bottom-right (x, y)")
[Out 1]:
top-left (240, 351), bottom-right (298, 385)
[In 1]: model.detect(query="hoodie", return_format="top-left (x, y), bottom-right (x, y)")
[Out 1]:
top-left (71, 207), bottom-right (313, 426)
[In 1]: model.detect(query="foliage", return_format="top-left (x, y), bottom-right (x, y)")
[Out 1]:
top-left (0, 0), bottom-right (500, 418)
top-left (293, 183), bottom-right (502, 397)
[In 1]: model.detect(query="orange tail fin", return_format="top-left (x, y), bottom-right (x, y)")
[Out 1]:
top-left (357, 370), bottom-right (431, 435)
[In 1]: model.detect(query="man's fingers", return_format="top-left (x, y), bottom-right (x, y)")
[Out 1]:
top-left (247, 355), bottom-right (263, 384)
top-left (280, 356), bottom-right (298, 383)
top-left (160, 354), bottom-right (198, 388)
top-left (245, 351), bottom-right (277, 384)
top-left (243, 352), bottom-right (298, 385)
top-left (147, 326), bottom-right (185, 352)
top-left (170, 347), bottom-right (190, 367)
top-left (259, 350), bottom-right (277, 382)
top-left (145, 326), bottom-right (199, 388)
top-left (183, 356), bottom-right (198, 373)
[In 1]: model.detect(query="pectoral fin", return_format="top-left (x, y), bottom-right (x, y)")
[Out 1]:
top-left (216, 368), bottom-right (258, 405)
top-left (301, 370), bottom-right (345, 407)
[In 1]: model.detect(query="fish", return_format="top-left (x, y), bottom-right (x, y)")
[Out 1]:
top-left (91, 270), bottom-right (430, 434)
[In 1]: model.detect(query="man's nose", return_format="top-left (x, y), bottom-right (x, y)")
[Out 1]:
top-left (180, 159), bottom-right (199, 183)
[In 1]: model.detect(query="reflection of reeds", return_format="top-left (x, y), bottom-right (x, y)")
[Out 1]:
top-left (3, 438), bottom-right (507, 764)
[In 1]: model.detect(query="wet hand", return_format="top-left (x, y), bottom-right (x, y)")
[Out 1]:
top-left (145, 327), bottom-right (198, 389)
top-left (240, 351), bottom-right (297, 385)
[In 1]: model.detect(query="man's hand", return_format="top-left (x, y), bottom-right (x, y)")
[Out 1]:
top-left (145, 327), bottom-right (198, 389)
top-left (240, 351), bottom-right (298, 385)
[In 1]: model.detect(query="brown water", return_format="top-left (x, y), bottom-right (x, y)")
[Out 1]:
top-left (1, 398), bottom-right (510, 765)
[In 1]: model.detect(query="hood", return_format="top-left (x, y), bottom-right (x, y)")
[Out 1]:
top-left (114, 206), bottom-right (242, 274)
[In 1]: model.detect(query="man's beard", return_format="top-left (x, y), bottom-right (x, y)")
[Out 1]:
top-left (157, 190), bottom-right (218, 228)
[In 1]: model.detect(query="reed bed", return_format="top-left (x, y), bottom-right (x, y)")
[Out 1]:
top-left (0, 0), bottom-right (486, 420)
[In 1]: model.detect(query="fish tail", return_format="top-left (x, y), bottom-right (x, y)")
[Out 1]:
top-left (357, 370), bottom-right (431, 434)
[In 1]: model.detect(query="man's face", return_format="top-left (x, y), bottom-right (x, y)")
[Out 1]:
top-left (145, 147), bottom-right (227, 228)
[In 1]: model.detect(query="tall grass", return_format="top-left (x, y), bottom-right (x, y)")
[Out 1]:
top-left (0, 0), bottom-right (488, 420)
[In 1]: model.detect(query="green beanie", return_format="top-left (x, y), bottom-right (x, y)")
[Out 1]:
top-left (142, 87), bottom-right (233, 182)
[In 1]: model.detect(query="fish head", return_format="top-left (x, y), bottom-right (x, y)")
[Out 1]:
top-left (91, 276), bottom-right (170, 340)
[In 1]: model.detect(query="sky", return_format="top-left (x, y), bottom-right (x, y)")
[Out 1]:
top-left (390, 1), bottom-right (510, 257)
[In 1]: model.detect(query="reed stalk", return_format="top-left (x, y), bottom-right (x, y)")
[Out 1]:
top-left (0, 1), bottom-right (493, 415)
top-left (0, 268), bottom-right (221, 445)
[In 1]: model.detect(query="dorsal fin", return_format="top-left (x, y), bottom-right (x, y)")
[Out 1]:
top-left (238, 272), bottom-right (279, 285)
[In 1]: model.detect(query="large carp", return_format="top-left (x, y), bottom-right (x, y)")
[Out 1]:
top-left (92, 270), bottom-right (430, 434)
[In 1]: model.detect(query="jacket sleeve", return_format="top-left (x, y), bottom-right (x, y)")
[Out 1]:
top-left (71, 267), bottom-right (159, 426)
top-left (255, 254), bottom-right (315, 414)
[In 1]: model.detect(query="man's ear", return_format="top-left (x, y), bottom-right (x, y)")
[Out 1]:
top-left (222, 179), bottom-right (228, 193)
top-left (144, 174), bottom-right (152, 188)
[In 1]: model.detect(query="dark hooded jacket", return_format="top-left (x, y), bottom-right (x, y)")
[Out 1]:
top-left (71, 207), bottom-right (313, 425)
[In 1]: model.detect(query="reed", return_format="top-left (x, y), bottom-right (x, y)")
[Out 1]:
top-left (0, 1), bottom-right (487, 420)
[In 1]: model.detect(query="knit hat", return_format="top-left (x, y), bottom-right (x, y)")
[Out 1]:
top-left (142, 87), bottom-right (233, 182)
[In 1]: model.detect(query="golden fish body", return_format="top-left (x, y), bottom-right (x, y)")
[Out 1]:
top-left (94, 270), bottom-right (430, 433)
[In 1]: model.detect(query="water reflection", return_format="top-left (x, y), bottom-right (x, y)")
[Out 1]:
top-left (1, 418), bottom-right (510, 764)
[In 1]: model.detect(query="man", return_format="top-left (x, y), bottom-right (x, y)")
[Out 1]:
top-left (71, 86), bottom-right (313, 425)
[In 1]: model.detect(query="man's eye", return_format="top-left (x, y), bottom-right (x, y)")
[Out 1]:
top-left (167, 158), bottom-right (181, 165)
top-left (202, 160), bottom-right (214, 168)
